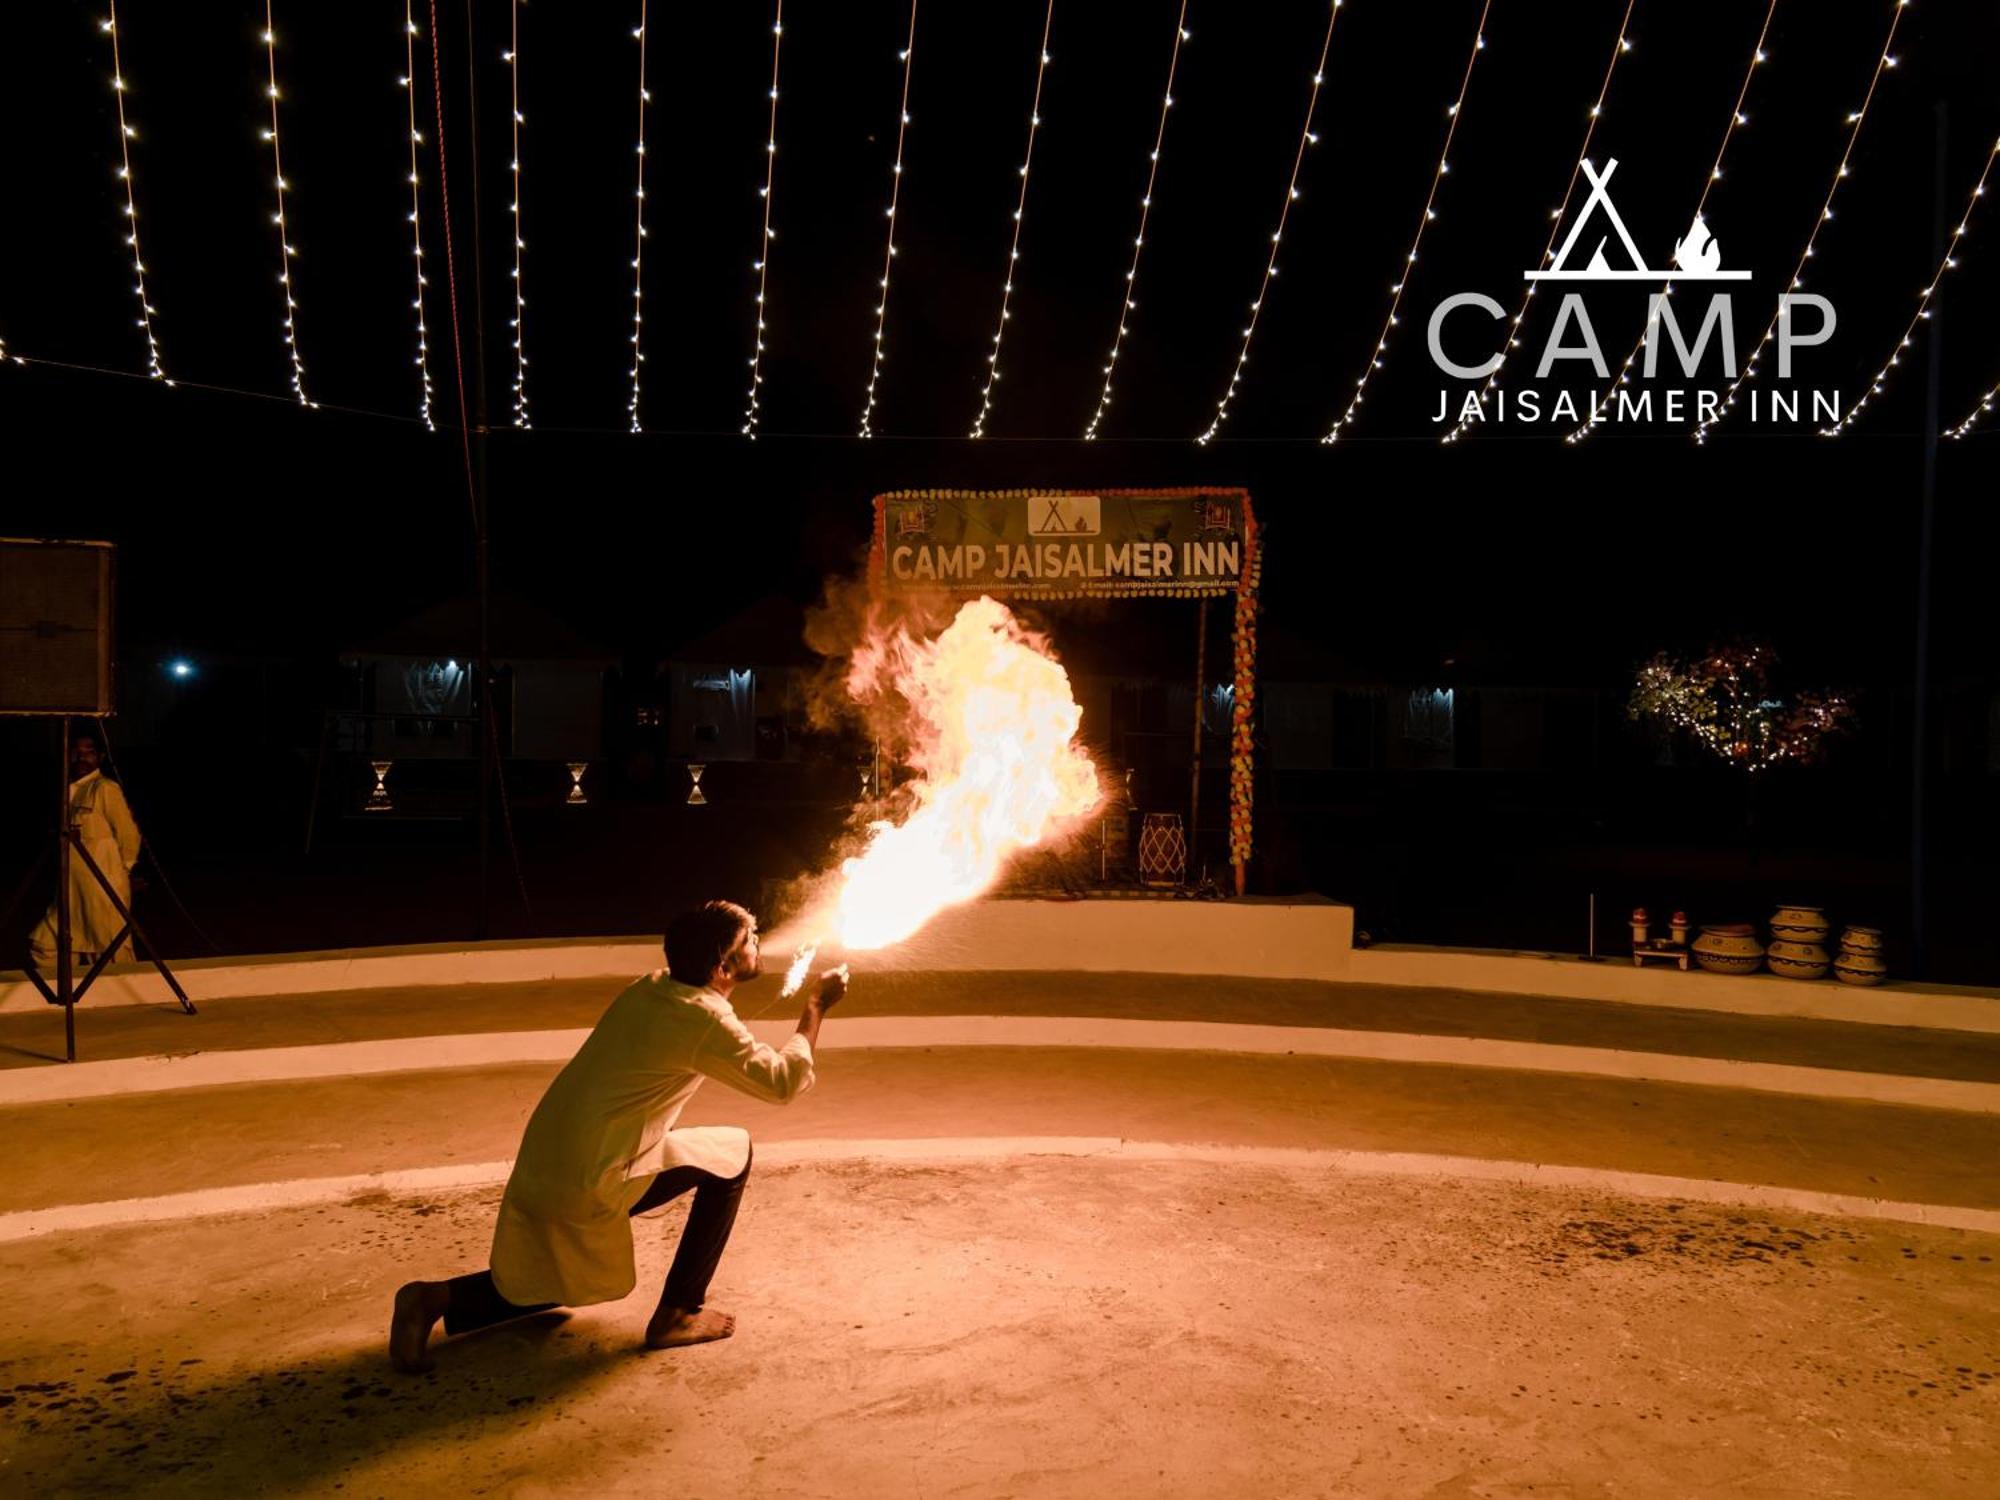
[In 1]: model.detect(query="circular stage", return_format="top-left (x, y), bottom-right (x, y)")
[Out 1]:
top-left (3, 936), bottom-right (1998, 1493)
top-left (3, 1153), bottom-right (1997, 1494)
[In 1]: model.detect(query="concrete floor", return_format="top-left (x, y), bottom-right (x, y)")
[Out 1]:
top-left (2, 1159), bottom-right (1995, 1497)
top-left (6, 1044), bottom-right (2000, 1217)
top-left (5, 969), bottom-right (1999, 1493)
top-left (8, 971), bottom-right (2000, 1082)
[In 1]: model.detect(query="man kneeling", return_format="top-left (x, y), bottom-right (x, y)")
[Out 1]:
top-left (390, 900), bottom-right (844, 1371)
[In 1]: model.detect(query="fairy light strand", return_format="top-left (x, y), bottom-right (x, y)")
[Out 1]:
top-left (103, 5), bottom-right (168, 385)
top-left (970, 0), bottom-right (1056, 440)
top-left (1693, 0), bottom-right (1910, 444)
top-left (1441, 0), bottom-right (1639, 445)
top-left (1821, 133), bottom-right (1998, 435)
top-left (1567, 0), bottom-right (1777, 445)
top-left (859, 1), bottom-right (918, 439)
top-left (259, 7), bottom-right (311, 407)
top-left (742, 2), bottom-right (785, 440)
top-left (505, 0), bottom-right (529, 429)
top-left (1947, 373), bottom-right (2000, 438)
top-left (1081, 1), bottom-right (1189, 442)
top-left (1322, 1), bottom-right (1489, 444)
top-left (399, 4), bottom-right (435, 430)
top-left (628, 1), bottom-right (650, 433)
top-left (1194, 0), bottom-right (1343, 447)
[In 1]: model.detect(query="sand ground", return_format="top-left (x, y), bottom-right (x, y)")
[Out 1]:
top-left (3, 1156), bottom-right (1995, 1498)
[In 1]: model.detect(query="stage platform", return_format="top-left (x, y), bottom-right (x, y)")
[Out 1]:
top-left (6, 894), bottom-right (1995, 1032)
top-left (5, 906), bottom-right (1998, 1492)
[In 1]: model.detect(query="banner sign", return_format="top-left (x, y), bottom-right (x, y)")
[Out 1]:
top-left (872, 488), bottom-right (1255, 599)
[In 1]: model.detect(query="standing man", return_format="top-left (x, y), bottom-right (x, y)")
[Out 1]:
top-left (390, 899), bottom-right (845, 1372)
top-left (29, 730), bottom-right (142, 971)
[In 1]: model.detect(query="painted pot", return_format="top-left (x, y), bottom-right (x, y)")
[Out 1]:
top-left (1692, 923), bottom-right (1764, 975)
top-left (1770, 904), bottom-right (1831, 943)
top-left (1838, 925), bottom-right (1885, 955)
top-left (1765, 939), bottom-right (1830, 981)
top-left (1834, 949), bottom-right (1889, 986)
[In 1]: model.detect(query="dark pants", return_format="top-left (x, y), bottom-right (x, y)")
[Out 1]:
top-left (443, 1147), bottom-right (751, 1338)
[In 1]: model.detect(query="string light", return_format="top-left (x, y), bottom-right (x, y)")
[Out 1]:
top-left (1822, 133), bottom-right (1998, 436)
top-left (102, 5), bottom-right (168, 385)
top-left (742, 2), bottom-right (784, 440)
top-left (1946, 373), bottom-right (2000, 438)
top-left (1195, 0), bottom-right (1344, 446)
top-left (1629, 646), bottom-right (1853, 774)
top-left (259, 7), bottom-right (312, 407)
top-left (859, 1), bottom-right (918, 439)
top-left (1694, 0), bottom-right (1909, 444)
top-left (1441, 0), bottom-right (1639, 445)
top-left (1322, 1), bottom-right (1488, 444)
top-left (505, 0), bottom-right (529, 429)
top-left (970, 0), bottom-right (1055, 440)
top-left (628, 0), bottom-right (650, 433)
top-left (1568, 0), bottom-right (1776, 445)
top-left (1081, 1), bottom-right (1189, 442)
top-left (399, 3), bottom-right (434, 430)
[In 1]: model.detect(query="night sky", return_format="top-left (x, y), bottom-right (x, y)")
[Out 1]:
top-left (1, 0), bottom-right (1994, 689)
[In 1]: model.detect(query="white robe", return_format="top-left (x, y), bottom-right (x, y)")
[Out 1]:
top-left (31, 771), bottom-right (141, 966)
top-left (489, 971), bottom-right (815, 1308)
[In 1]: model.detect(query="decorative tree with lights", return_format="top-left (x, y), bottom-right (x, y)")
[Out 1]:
top-left (1628, 642), bottom-right (1855, 875)
top-left (1628, 643), bottom-right (1854, 774)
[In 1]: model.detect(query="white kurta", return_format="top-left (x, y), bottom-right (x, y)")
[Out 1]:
top-left (30, 771), bottom-right (142, 966)
top-left (489, 971), bottom-right (815, 1308)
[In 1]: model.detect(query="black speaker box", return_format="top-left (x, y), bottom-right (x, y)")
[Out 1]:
top-left (0, 538), bottom-right (116, 716)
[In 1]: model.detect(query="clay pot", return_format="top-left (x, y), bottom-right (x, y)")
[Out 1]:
top-left (1770, 904), bottom-right (1831, 944)
top-left (1765, 939), bottom-right (1830, 981)
top-left (1693, 923), bottom-right (1764, 975)
top-left (1838, 925), bottom-right (1884, 955)
top-left (1834, 948), bottom-right (1889, 986)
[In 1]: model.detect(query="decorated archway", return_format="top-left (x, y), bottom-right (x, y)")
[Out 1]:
top-left (871, 487), bottom-right (1261, 895)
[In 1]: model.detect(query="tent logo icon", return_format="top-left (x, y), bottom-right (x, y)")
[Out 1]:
top-left (1527, 158), bottom-right (1752, 283)
top-left (1029, 495), bottom-right (1101, 537)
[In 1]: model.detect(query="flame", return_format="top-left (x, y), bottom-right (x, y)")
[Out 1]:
top-left (1671, 215), bottom-right (1721, 275)
top-left (804, 596), bottom-right (1100, 954)
top-left (779, 942), bottom-right (818, 999)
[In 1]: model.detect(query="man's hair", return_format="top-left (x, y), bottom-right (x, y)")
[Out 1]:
top-left (664, 899), bottom-right (755, 985)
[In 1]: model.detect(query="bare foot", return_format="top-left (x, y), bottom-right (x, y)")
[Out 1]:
top-left (390, 1281), bottom-right (446, 1373)
top-left (645, 1306), bottom-right (736, 1349)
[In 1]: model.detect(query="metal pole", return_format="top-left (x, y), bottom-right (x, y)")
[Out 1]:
top-left (1910, 101), bottom-right (1946, 979)
top-left (56, 717), bottom-right (74, 1062)
top-left (465, 0), bottom-right (495, 940)
top-left (1189, 598), bottom-right (1209, 884)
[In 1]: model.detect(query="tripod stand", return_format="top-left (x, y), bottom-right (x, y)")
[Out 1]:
top-left (8, 716), bottom-right (195, 1062)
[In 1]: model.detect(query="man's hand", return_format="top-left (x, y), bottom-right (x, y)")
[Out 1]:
top-left (796, 965), bottom-right (849, 1053)
top-left (812, 965), bottom-right (850, 1011)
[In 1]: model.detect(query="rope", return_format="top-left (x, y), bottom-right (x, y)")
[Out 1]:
top-left (482, 689), bottom-right (534, 926)
top-left (428, 0), bottom-right (480, 530)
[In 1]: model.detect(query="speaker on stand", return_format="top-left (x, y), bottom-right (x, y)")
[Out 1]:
top-left (0, 538), bottom-right (196, 1061)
